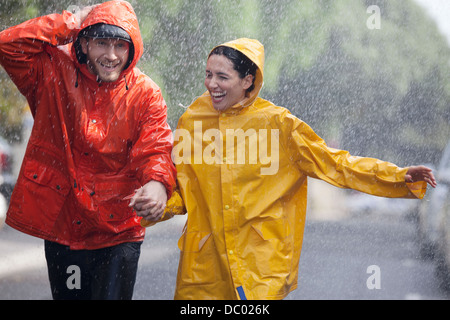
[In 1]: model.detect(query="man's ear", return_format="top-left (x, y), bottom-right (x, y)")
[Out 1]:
top-left (80, 37), bottom-right (88, 55)
top-left (242, 74), bottom-right (254, 91)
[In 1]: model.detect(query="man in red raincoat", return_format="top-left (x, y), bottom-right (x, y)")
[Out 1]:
top-left (0, 1), bottom-right (176, 299)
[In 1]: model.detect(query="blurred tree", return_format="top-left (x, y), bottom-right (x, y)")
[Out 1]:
top-left (0, 0), bottom-right (91, 141)
top-left (0, 0), bottom-right (41, 142)
top-left (262, 0), bottom-right (450, 165)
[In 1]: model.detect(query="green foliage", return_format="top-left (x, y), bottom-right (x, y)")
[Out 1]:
top-left (0, 0), bottom-right (41, 141)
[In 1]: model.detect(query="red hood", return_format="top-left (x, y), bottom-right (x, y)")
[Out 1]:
top-left (71, 0), bottom-right (143, 75)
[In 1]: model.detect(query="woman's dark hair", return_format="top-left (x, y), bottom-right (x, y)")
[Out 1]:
top-left (209, 46), bottom-right (257, 93)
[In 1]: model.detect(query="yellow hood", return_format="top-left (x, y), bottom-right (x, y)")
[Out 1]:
top-left (209, 38), bottom-right (265, 109)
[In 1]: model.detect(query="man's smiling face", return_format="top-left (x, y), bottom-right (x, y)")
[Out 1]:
top-left (80, 37), bottom-right (130, 82)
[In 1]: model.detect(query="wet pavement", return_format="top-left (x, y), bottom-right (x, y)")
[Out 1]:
top-left (1, 209), bottom-right (448, 300)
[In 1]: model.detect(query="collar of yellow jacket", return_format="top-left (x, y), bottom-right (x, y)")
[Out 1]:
top-left (205, 38), bottom-right (265, 114)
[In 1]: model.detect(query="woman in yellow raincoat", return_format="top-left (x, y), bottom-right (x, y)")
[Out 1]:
top-left (148, 38), bottom-right (436, 300)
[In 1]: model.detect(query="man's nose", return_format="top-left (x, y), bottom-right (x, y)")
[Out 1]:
top-left (105, 46), bottom-right (118, 60)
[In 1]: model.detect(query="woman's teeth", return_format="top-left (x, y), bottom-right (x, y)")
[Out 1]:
top-left (211, 92), bottom-right (226, 98)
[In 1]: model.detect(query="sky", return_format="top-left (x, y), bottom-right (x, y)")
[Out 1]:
top-left (413, 0), bottom-right (450, 45)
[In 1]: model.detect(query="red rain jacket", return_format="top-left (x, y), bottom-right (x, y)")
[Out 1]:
top-left (0, 1), bottom-right (176, 249)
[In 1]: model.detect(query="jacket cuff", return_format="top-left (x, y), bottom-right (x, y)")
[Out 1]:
top-left (140, 190), bottom-right (185, 227)
top-left (406, 181), bottom-right (427, 199)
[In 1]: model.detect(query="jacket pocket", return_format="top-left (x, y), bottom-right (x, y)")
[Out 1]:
top-left (177, 231), bottom-right (211, 252)
top-left (249, 218), bottom-right (293, 276)
top-left (21, 159), bottom-right (70, 228)
top-left (23, 159), bottom-right (71, 196)
top-left (177, 231), bottom-right (218, 284)
top-left (251, 218), bottom-right (291, 240)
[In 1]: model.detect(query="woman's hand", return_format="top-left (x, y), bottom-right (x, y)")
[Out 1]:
top-left (405, 165), bottom-right (437, 188)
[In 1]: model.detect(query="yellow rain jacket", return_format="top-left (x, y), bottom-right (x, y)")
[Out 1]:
top-left (167, 38), bottom-right (427, 300)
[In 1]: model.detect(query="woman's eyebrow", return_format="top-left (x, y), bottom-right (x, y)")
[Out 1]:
top-left (206, 69), bottom-right (229, 77)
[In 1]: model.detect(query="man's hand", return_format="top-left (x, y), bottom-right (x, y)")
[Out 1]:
top-left (405, 165), bottom-right (437, 188)
top-left (129, 180), bottom-right (168, 222)
top-left (71, 5), bottom-right (98, 27)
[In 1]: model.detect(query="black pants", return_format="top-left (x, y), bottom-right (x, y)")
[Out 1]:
top-left (44, 240), bottom-right (142, 300)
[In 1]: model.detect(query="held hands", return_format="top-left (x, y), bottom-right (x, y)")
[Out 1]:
top-left (405, 165), bottom-right (437, 188)
top-left (129, 180), bottom-right (168, 222)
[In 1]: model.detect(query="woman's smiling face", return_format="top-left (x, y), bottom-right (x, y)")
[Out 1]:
top-left (204, 54), bottom-right (253, 112)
